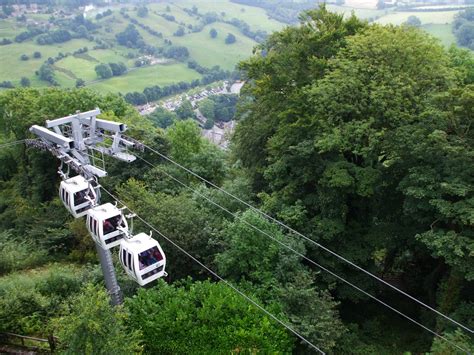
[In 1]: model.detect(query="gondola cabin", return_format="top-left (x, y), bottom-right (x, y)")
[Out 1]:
top-left (86, 203), bottom-right (128, 250)
top-left (59, 175), bottom-right (97, 218)
top-left (119, 233), bottom-right (167, 286)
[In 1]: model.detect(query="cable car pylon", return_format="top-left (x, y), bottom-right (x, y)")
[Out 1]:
top-left (28, 108), bottom-right (142, 306)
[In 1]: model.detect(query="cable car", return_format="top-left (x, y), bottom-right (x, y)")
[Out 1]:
top-left (86, 203), bottom-right (128, 250)
top-left (59, 175), bottom-right (97, 218)
top-left (119, 233), bottom-right (167, 286)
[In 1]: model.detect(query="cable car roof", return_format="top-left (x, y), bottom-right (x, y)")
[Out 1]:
top-left (61, 175), bottom-right (90, 193)
top-left (123, 233), bottom-right (160, 252)
top-left (88, 203), bottom-right (121, 219)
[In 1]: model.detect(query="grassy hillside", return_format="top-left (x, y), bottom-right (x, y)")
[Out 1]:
top-left (87, 62), bottom-right (201, 93)
top-left (0, 1), bottom-right (469, 95)
top-left (173, 23), bottom-right (258, 70)
top-left (422, 23), bottom-right (457, 47)
top-left (375, 10), bottom-right (458, 25)
top-left (0, 38), bottom-right (92, 86)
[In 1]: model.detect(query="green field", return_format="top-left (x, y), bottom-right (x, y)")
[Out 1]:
top-left (0, 38), bottom-right (92, 86)
top-left (173, 22), bottom-right (257, 70)
top-left (55, 56), bottom-right (98, 81)
top-left (87, 62), bottom-right (201, 94)
top-left (422, 23), bottom-right (457, 47)
top-left (326, 5), bottom-right (390, 20)
top-left (375, 10), bottom-right (459, 25)
top-left (178, 0), bottom-right (284, 33)
top-left (0, 19), bottom-right (23, 38)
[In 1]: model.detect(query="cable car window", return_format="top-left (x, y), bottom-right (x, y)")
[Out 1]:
top-left (127, 253), bottom-right (132, 271)
top-left (138, 247), bottom-right (163, 270)
top-left (122, 249), bottom-right (127, 268)
top-left (74, 190), bottom-right (88, 205)
top-left (104, 215), bottom-right (120, 235)
top-left (93, 219), bottom-right (98, 236)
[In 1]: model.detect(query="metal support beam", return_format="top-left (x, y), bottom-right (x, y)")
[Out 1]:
top-left (95, 244), bottom-right (123, 306)
top-left (29, 125), bottom-right (74, 150)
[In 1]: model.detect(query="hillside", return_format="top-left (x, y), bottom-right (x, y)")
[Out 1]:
top-left (0, 0), bottom-right (471, 102)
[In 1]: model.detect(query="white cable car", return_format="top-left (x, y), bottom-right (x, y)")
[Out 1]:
top-left (59, 175), bottom-right (97, 218)
top-left (119, 233), bottom-right (167, 286)
top-left (86, 203), bottom-right (128, 250)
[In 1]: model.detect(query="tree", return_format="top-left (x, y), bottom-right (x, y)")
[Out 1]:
top-left (215, 210), bottom-right (346, 352)
top-left (116, 25), bottom-right (143, 48)
top-left (174, 99), bottom-right (194, 119)
top-left (137, 6), bottom-right (148, 18)
top-left (33, 51), bottom-right (41, 58)
top-left (126, 280), bottom-right (293, 353)
top-left (173, 26), bottom-right (185, 37)
top-left (456, 23), bottom-right (474, 49)
top-left (75, 78), bottom-right (85, 88)
top-left (95, 64), bottom-right (113, 79)
top-left (233, 6), bottom-right (472, 317)
top-left (166, 119), bottom-right (202, 163)
top-left (198, 98), bottom-right (215, 120)
top-left (20, 54), bottom-right (29, 61)
top-left (404, 15), bottom-right (421, 27)
top-left (54, 284), bottom-right (142, 354)
top-left (225, 32), bottom-right (236, 44)
top-left (108, 62), bottom-right (127, 76)
top-left (210, 28), bottom-right (217, 38)
top-left (148, 107), bottom-right (177, 129)
top-left (20, 77), bottom-right (30, 87)
top-left (38, 64), bottom-right (55, 84)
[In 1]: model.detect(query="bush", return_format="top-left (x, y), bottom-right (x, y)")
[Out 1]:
top-left (0, 231), bottom-right (48, 274)
top-left (225, 33), bottom-right (236, 44)
top-left (20, 54), bottom-right (29, 61)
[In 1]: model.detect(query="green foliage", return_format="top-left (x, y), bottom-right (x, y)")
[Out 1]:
top-left (0, 230), bottom-right (48, 275)
top-left (174, 99), bottom-right (195, 119)
top-left (210, 28), bottom-right (218, 38)
top-left (54, 283), bottom-right (142, 354)
top-left (166, 119), bottom-right (202, 163)
top-left (404, 15), bottom-right (421, 27)
top-left (198, 98), bottom-right (215, 120)
top-left (429, 329), bottom-right (474, 354)
top-left (225, 32), bottom-right (236, 44)
top-left (137, 6), bottom-right (148, 18)
top-left (20, 77), bottom-right (30, 87)
top-left (126, 280), bottom-right (293, 353)
top-left (95, 63), bottom-right (113, 79)
top-left (453, 8), bottom-right (474, 49)
top-left (0, 264), bottom-right (97, 334)
top-left (215, 211), bottom-right (346, 351)
top-left (148, 107), bottom-right (178, 129)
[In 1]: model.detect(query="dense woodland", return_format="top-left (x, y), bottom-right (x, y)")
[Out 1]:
top-left (0, 7), bottom-right (473, 354)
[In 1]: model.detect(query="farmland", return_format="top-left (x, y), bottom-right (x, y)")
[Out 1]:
top-left (0, 0), bottom-right (470, 97)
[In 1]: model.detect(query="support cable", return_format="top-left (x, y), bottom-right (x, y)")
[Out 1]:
top-left (136, 141), bottom-right (473, 335)
top-left (0, 139), bottom-right (31, 149)
top-left (134, 154), bottom-right (470, 353)
top-left (100, 185), bottom-right (325, 355)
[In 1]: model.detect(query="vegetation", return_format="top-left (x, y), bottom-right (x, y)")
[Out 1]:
top-left (453, 8), bottom-right (474, 49)
top-left (0, 5), bottom-right (473, 355)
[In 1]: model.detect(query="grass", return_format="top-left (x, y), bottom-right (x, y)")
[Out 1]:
top-left (87, 62), bottom-right (201, 94)
top-left (422, 23), bottom-right (457, 47)
top-left (55, 56), bottom-right (98, 81)
top-left (173, 22), bottom-right (258, 70)
top-left (0, 19), bottom-right (23, 38)
top-left (375, 10), bottom-right (459, 25)
top-left (326, 5), bottom-right (390, 20)
top-left (178, 0), bottom-right (284, 33)
top-left (0, 38), bottom-right (92, 86)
